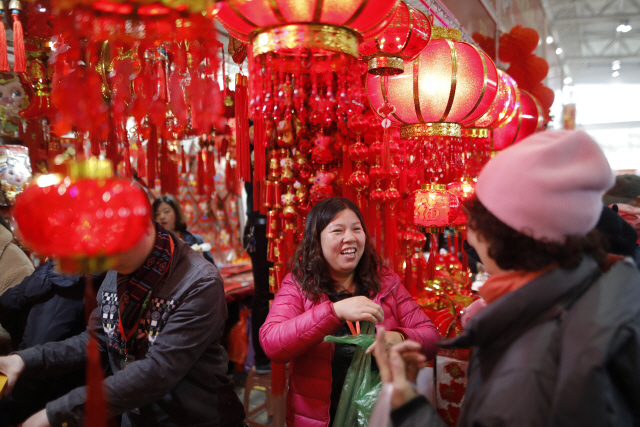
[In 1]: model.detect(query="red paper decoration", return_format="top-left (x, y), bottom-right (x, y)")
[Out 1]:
top-left (446, 179), bottom-right (475, 226)
top-left (13, 158), bottom-right (150, 273)
top-left (358, 1), bottom-right (432, 75)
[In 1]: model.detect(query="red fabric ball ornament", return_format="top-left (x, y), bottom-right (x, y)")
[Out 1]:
top-left (529, 82), bottom-right (555, 110)
top-left (348, 170), bottom-right (370, 192)
top-left (348, 141), bottom-right (370, 162)
top-left (13, 159), bottom-right (150, 273)
top-left (498, 25), bottom-right (539, 62)
top-left (408, 184), bottom-right (460, 228)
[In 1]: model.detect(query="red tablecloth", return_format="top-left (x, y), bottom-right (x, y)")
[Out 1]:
top-left (219, 262), bottom-right (254, 304)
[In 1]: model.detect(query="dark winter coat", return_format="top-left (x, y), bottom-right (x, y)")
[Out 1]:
top-left (0, 261), bottom-right (104, 426)
top-left (17, 232), bottom-right (244, 427)
top-left (182, 230), bottom-right (215, 265)
top-left (391, 256), bottom-right (640, 427)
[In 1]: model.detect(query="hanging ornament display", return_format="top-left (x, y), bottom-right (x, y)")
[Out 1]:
top-left (215, 0), bottom-right (399, 183)
top-left (358, 1), bottom-right (433, 75)
top-left (49, 0), bottom-right (222, 144)
top-left (13, 158), bottom-right (150, 273)
top-left (366, 27), bottom-right (499, 185)
top-left (492, 88), bottom-right (544, 151)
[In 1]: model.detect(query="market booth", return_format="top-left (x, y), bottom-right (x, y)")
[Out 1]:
top-left (0, 0), bottom-right (556, 426)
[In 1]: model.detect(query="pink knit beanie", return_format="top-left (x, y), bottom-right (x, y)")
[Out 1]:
top-left (476, 130), bottom-right (615, 242)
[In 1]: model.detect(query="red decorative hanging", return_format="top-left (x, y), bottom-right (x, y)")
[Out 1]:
top-left (493, 89), bottom-right (544, 151)
top-left (408, 183), bottom-right (460, 229)
top-left (359, 1), bottom-right (432, 75)
top-left (10, 0), bottom-right (26, 73)
top-left (0, 4), bottom-right (9, 72)
top-left (13, 158), bottom-right (150, 273)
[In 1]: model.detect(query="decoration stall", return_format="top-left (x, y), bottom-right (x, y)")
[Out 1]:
top-left (3, 0), bottom-right (556, 425)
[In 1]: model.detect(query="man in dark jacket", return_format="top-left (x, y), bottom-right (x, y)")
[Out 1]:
top-left (0, 261), bottom-right (104, 426)
top-left (373, 130), bottom-right (640, 427)
top-left (0, 219), bottom-right (245, 427)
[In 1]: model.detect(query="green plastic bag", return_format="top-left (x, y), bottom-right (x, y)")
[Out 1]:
top-left (324, 321), bottom-right (382, 427)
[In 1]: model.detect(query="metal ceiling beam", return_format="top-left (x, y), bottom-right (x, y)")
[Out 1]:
top-left (564, 55), bottom-right (640, 64)
top-left (553, 13), bottom-right (640, 24)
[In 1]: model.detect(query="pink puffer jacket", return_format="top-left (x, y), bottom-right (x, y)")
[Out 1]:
top-left (259, 272), bottom-right (440, 427)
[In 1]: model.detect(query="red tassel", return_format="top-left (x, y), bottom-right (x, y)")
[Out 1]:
top-left (384, 204), bottom-right (397, 271)
top-left (197, 148), bottom-right (205, 195)
top-left (181, 144), bottom-right (186, 175)
top-left (405, 256), bottom-right (412, 291)
top-left (122, 136), bottom-right (132, 179)
top-left (90, 131), bottom-right (101, 157)
top-left (342, 136), bottom-right (353, 201)
top-left (137, 141), bottom-right (146, 178)
top-left (416, 254), bottom-right (424, 293)
top-left (427, 233), bottom-right (438, 280)
top-left (235, 74), bottom-right (251, 181)
top-left (83, 275), bottom-right (109, 427)
top-left (381, 123), bottom-right (391, 174)
top-left (254, 115), bottom-right (266, 183)
top-left (0, 13), bottom-right (9, 72)
top-left (160, 137), bottom-right (168, 194)
top-left (148, 125), bottom-right (157, 187)
top-left (207, 148), bottom-right (215, 196)
top-left (11, 12), bottom-right (25, 73)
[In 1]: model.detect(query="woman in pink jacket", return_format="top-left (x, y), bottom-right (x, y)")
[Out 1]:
top-left (260, 197), bottom-right (440, 427)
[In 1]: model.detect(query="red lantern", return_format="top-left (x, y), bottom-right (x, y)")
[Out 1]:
top-left (358, 1), bottom-right (432, 75)
top-left (215, 0), bottom-right (398, 43)
top-left (215, 0), bottom-right (400, 183)
top-left (13, 158), bottom-right (150, 273)
top-left (408, 183), bottom-right (460, 229)
top-left (446, 179), bottom-right (475, 226)
top-left (367, 27), bottom-right (499, 131)
top-left (492, 89), bottom-right (544, 151)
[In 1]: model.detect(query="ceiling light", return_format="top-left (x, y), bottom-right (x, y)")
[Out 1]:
top-left (612, 63), bottom-right (621, 70)
top-left (39, 7), bottom-right (46, 11)
top-left (556, 48), bottom-right (563, 55)
top-left (612, 71), bottom-right (620, 77)
top-left (564, 77), bottom-right (573, 84)
top-left (616, 22), bottom-right (632, 32)
top-left (546, 36), bottom-right (554, 44)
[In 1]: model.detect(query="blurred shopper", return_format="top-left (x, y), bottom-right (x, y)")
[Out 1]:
top-left (0, 216), bottom-right (245, 427)
top-left (153, 195), bottom-right (215, 265)
top-left (0, 215), bottom-right (34, 355)
top-left (373, 130), bottom-right (640, 427)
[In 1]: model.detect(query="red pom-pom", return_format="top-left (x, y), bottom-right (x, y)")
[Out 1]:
top-left (498, 25), bottom-right (540, 63)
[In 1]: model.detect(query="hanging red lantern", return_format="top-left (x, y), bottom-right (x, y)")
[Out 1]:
top-left (408, 183), bottom-right (460, 229)
top-left (461, 70), bottom-right (518, 176)
top-left (358, 1), bottom-right (433, 75)
top-left (492, 89), bottom-right (544, 151)
top-left (367, 27), bottom-right (499, 131)
top-left (446, 178), bottom-right (475, 226)
top-left (13, 158), bottom-right (150, 273)
top-left (215, 0), bottom-right (399, 184)
top-left (367, 27), bottom-right (499, 184)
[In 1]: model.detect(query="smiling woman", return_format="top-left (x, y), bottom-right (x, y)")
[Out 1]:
top-left (259, 197), bottom-right (440, 427)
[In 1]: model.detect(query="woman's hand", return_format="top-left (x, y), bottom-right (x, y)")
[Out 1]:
top-left (22, 409), bottom-right (51, 427)
top-left (371, 327), bottom-right (426, 409)
top-left (0, 354), bottom-right (25, 397)
top-left (333, 296), bottom-right (384, 324)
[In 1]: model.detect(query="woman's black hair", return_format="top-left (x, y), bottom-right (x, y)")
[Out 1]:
top-left (289, 197), bottom-right (386, 301)
top-left (152, 195), bottom-right (188, 233)
top-left (465, 196), bottom-right (607, 271)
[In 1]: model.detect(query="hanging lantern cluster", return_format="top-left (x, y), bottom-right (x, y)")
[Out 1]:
top-left (48, 0), bottom-right (223, 180)
top-left (358, 1), bottom-right (433, 76)
top-left (215, 0), bottom-right (400, 185)
top-left (13, 157), bottom-right (150, 273)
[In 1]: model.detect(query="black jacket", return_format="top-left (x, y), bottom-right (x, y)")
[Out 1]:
top-left (182, 230), bottom-right (215, 265)
top-left (0, 261), bottom-right (104, 426)
top-left (392, 256), bottom-right (640, 427)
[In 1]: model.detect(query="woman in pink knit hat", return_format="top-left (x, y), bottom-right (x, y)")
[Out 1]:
top-left (372, 130), bottom-right (640, 427)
